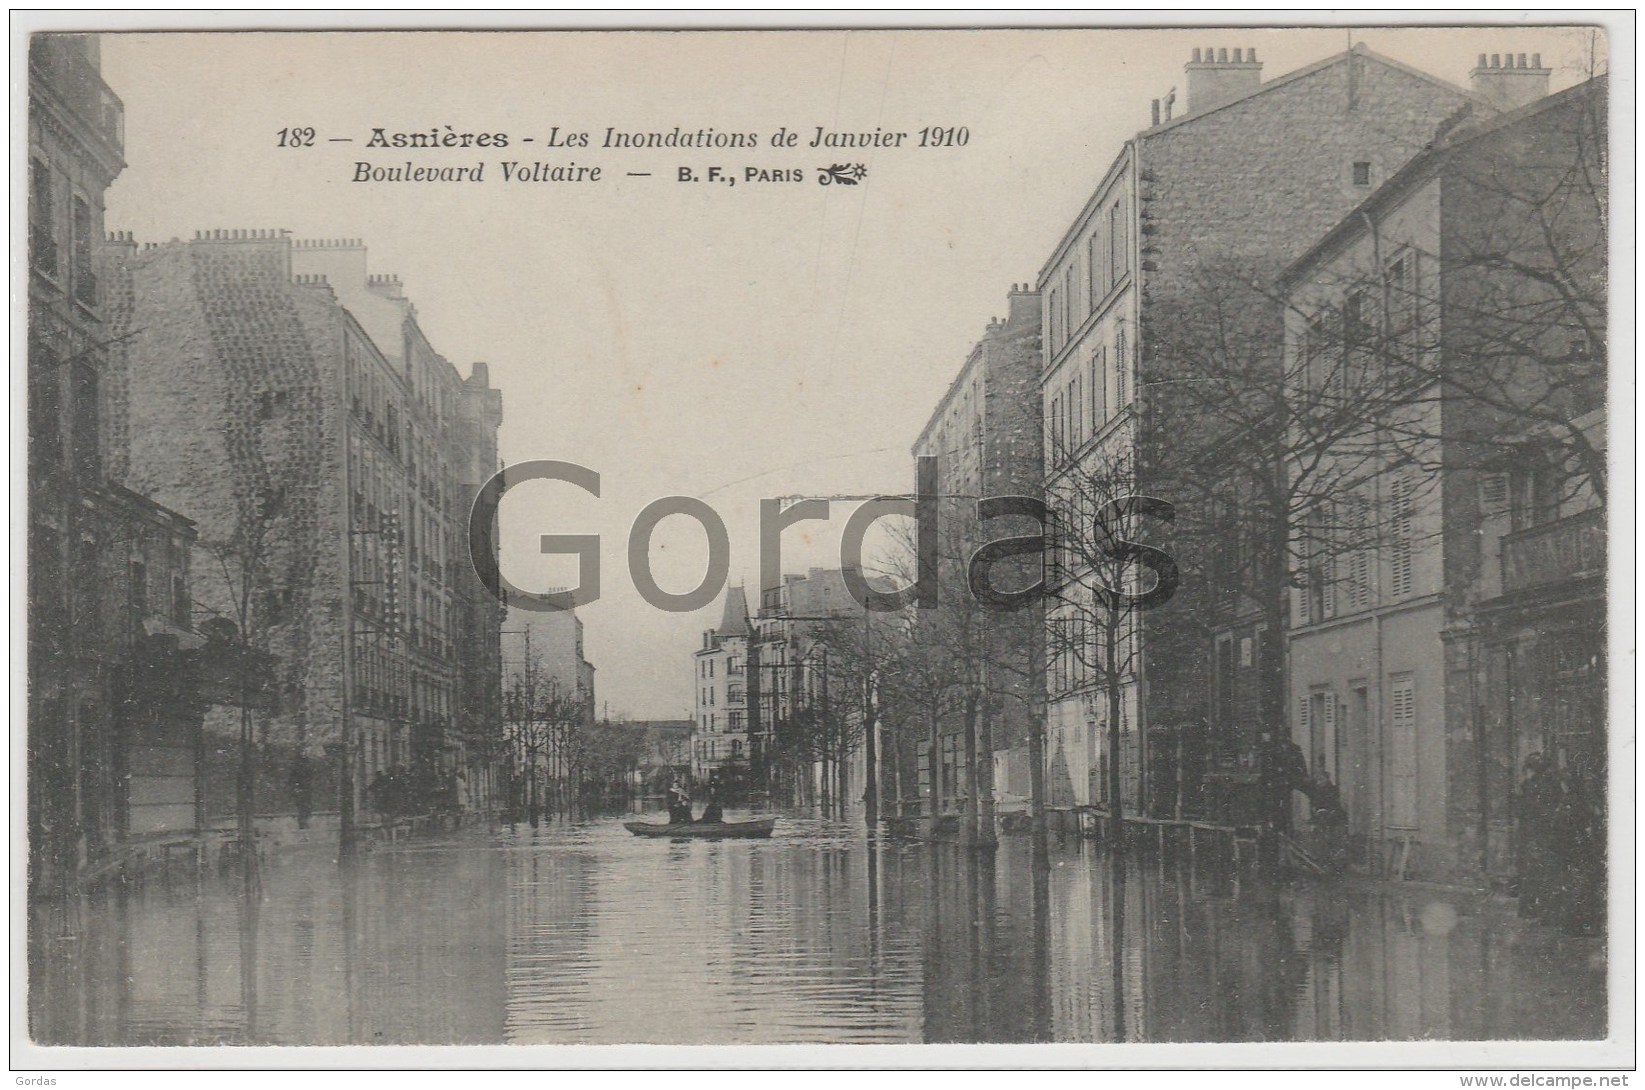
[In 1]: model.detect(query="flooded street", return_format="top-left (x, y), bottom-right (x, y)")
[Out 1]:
top-left (29, 815), bottom-right (1606, 1046)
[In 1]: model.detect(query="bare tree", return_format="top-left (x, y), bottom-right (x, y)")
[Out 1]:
top-left (1129, 77), bottom-right (1606, 816)
top-left (502, 635), bottom-right (583, 826)
top-left (196, 484), bottom-right (286, 886)
top-left (862, 503), bottom-right (1042, 845)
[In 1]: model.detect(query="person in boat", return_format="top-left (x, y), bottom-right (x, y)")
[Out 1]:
top-left (698, 790), bottom-right (724, 825)
top-left (667, 784), bottom-right (694, 825)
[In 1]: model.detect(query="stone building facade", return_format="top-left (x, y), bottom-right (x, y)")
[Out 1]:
top-left (747, 568), bottom-right (870, 810)
top-left (453, 364), bottom-right (506, 811)
top-left (1280, 77), bottom-right (1605, 880)
top-left (903, 286), bottom-right (1044, 825)
top-left (1035, 44), bottom-right (1477, 820)
top-left (98, 233), bottom-right (505, 825)
top-left (692, 586), bottom-right (752, 789)
top-left (27, 35), bottom-right (224, 892)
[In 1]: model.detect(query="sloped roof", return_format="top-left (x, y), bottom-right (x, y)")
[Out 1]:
top-left (718, 585), bottom-right (752, 638)
top-left (1144, 43), bottom-right (1481, 137)
top-left (1039, 45), bottom-right (1481, 281)
top-left (1279, 75), bottom-right (1606, 287)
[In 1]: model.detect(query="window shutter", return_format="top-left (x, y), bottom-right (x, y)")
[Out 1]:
top-left (1115, 328), bottom-right (1129, 407)
top-left (1090, 348), bottom-right (1106, 427)
top-left (1390, 475), bottom-right (1414, 598)
top-left (1480, 473), bottom-right (1510, 515)
top-left (1321, 691), bottom-right (1337, 774)
top-left (1390, 675), bottom-right (1418, 827)
top-left (1297, 692), bottom-right (1311, 741)
top-left (1295, 580), bottom-right (1312, 625)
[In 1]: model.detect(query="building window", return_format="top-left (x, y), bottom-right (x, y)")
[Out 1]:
top-left (1343, 291), bottom-right (1369, 391)
top-left (1301, 313), bottom-right (1328, 392)
top-left (1213, 635), bottom-right (1235, 727)
top-left (1352, 161), bottom-right (1372, 187)
top-left (1309, 688), bottom-right (1337, 781)
top-left (29, 340), bottom-right (61, 464)
top-left (1048, 393), bottom-right (1063, 462)
top-left (30, 158), bottom-right (57, 279)
top-left (1063, 265), bottom-right (1076, 336)
top-left (172, 573), bottom-right (189, 627)
top-left (1384, 251), bottom-right (1419, 366)
top-left (1388, 474), bottom-right (1415, 598)
top-left (1069, 373), bottom-right (1083, 447)
top-left (71, 196), bottom-right (96, 307)
top-left (1114, 324), bottom-right (1129, 407)
top-left (70, 361), bottom-right (99, 481)
top-left (1109, 201), bottom-right (1127, 290)
top-left (1389, 674), bottom-right (1418, 827)
top-left (75, 538), bottom-right (100, 626)
top-left (1088, 233), bottom-right (1102, 309)
top-left (129, 560), bottom-right (147, 617)
top-left (1090, 346), bottom-right (1107, 427)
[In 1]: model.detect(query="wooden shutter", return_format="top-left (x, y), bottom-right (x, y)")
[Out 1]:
top-left (1115, 325), bottom-right (1129, 407)
top-left (1389, 475), bottom-right (1414, 598)
top-left (1090, 347), bottom-right (1106, 426)
top-left (1389, 675), bottom-right (1417, 827)
top-left (1349, 548), bottom-right (1370, 610)
top-left (1321, 691), bottom-right (1337, 778)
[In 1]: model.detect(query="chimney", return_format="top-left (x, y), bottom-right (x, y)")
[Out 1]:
top-left (470, 361), bottom-right (491, 387)
top-left (1185, 45), bottom-right (1263, 114)
top-left (1005, 282), bottom-right (1040, 331)
top-left (1470, 51), bottom-right (1550, 111)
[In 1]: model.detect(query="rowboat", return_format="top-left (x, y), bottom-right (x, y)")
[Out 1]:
top-left (624, 818), bottom-right (776, 839)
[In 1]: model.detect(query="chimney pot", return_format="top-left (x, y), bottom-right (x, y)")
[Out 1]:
top-left (1471, 47), bottom-right (1552, 109)
top-left (1191, 48), bottom-right (1201, 63)
top-left (1184, 45), bottom-right (1263, 113)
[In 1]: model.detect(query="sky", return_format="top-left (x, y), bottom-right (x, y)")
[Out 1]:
top-left (97, 24), bottom-right (1603, 719)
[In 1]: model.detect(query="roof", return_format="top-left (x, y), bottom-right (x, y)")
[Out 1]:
top-left (1144, 43), bottom-right (1479, 138)
top-left (1279, 75), bottom-right (1606, 287)
top-left (717, 585), bottom-right (752, 638)
top-left (1038, 45), bottom-right (1481, 280)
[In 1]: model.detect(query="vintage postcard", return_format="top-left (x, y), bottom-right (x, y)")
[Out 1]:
top-left (13, 13), bottom-right (1632, 1074)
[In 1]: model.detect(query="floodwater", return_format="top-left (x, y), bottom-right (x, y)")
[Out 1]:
top-left (29, 814), bottom-right (1606, 1046)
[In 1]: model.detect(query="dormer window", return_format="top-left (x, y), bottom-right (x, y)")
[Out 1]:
top-left (1352, 161), bottom-right (1372, 187)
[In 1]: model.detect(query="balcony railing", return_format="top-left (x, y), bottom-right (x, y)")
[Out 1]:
top-left (30, 38), bottom-right (125, 154)
top-left (1501, 508), bottom-right (1605, 594)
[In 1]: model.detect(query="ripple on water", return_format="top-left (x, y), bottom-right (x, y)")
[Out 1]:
top-left (27, 813), bottom-right (1607, 1045)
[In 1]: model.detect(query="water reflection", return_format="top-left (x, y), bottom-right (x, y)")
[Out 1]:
top-left (29, 816), bottom-right (1604, 1045)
